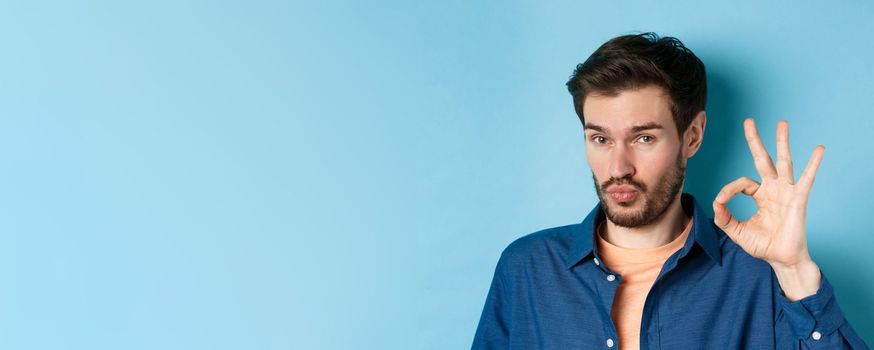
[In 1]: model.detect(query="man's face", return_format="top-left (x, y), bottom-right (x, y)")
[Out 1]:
top-left (582, 85), bottom-right (686, 228)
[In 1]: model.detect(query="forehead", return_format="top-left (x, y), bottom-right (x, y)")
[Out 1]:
top-left (582, 85), bottom-right (674, 133)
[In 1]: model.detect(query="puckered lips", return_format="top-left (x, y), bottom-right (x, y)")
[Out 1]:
top-left (606, 185), bottom-right (638, 203)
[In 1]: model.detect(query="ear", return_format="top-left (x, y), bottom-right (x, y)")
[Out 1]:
top-left (683, 111), bottom-right (707, 159)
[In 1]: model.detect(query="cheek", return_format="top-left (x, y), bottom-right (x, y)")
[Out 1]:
top-left (638, 149), bottom-right (678, 179)
top-left (585, 149), bottom-right (609, 177)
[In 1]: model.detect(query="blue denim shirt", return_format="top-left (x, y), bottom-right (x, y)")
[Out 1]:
top-left (472, 193), bottom-right (868, 349)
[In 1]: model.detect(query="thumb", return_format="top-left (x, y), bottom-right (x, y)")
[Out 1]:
top-left (712, 199), bottom-right (741, 238)
top-left (712, 176), bottom-right (759, 240)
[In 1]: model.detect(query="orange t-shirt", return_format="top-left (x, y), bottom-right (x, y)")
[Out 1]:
top-left (595, 218), bottom-right (692, 350)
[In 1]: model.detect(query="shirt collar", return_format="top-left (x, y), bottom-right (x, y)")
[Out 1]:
top-left (565, 193), bottom-right (722, 269)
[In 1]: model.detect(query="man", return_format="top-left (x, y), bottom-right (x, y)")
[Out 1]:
top-left (472, 33), bottom-right (868, 349)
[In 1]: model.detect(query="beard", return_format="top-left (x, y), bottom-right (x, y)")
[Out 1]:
top-left (592, 151), bottom-right (686, 228)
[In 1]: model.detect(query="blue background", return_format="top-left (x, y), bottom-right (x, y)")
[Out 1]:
top-left (0, 0), bottom-right (871, 349)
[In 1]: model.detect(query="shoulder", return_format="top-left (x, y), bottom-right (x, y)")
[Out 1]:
top-left (496, 223), bottom-right (580, 268)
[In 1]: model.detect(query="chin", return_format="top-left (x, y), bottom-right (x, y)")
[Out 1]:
top-left (611, 206), bottom-right (644, 218)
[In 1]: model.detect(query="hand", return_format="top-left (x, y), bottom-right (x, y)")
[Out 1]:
top-left (712, 118), bottom-right (824, 300)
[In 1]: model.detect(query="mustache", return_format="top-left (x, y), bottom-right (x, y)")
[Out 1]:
top-left (600, 176), bottom-right (648, 192)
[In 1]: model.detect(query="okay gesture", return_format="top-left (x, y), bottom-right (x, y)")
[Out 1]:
top-left (712, 118), bottom-right (825, 301)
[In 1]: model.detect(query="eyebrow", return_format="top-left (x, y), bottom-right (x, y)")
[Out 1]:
top-left (584, 122), bottom-right (664, 133)
top-left (583, 123), bottom-right (606, 132)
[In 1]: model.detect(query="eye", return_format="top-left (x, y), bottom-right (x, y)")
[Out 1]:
top-left (592, 135), bottom-right (608, 144)
top-left (637, 135), bottom-right (655, 144)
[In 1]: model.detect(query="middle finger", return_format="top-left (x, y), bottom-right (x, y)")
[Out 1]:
top-left (744, 118), bottom-right (778, 179)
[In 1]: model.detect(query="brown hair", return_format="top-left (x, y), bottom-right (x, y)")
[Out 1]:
top-left (566, 32), bottom-right (707, 135)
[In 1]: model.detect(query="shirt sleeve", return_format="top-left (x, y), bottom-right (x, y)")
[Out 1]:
top-left (471, 257), bottom-right (511, 350)
top-left (774, 271), bottom-right (870, 349)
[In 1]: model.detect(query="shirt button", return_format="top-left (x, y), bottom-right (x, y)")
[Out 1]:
top-left (606, 338), bottom-right (615, 348)
top-left (812, 331), bottom-right (822, 340)
top-left (607, 274), bottom-right (616, 282)
top-left (594, 257), bottom-right (600, 266)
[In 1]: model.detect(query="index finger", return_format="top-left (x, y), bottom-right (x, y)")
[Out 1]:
top-left (744, 118), bottom-right (778, 179)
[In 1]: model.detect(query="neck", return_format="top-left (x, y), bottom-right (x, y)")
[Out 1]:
top-left (601, 192), bottom-right (690, 249)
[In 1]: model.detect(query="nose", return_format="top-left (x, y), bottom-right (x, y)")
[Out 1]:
top-left (608, 144), bottom-right (636, 180)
